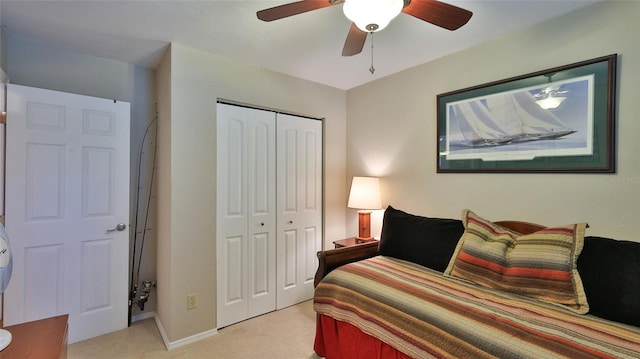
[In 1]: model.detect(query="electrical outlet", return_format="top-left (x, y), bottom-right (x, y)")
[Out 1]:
top-left (187, 294), bottom-right (198, 310)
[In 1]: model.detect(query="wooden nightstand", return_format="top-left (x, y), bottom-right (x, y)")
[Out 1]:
top-left (333, 237), bottom-right (376, 248)
top-left (1, 314), bottom-right (68, 358)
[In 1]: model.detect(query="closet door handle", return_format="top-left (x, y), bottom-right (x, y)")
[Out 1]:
top-left (287, 220), bottom-right (293, 224)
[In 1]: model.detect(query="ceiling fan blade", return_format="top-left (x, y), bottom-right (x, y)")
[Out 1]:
top-left (342, 23), bottom-right (368, 56)
top-left (257, 0), bottom-right (337, 22)
top-left (402, 0), bottom-right (472, 30)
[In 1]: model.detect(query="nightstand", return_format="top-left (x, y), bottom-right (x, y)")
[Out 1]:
top-left (333, 237), bottom-right (376, 248)
top-left (1, 314), bottom-right (68, 358)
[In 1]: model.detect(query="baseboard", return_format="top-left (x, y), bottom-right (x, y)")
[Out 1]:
top-left (153, 313), bottom-right (218, 350)
top-left (132, 311), bottom-right (155, 323)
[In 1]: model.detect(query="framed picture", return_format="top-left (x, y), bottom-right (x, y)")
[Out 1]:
top-left (436, 54), bottom-right (617, 173)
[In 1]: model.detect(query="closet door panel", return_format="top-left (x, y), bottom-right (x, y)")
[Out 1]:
top-left (303, 226), bottom-right (320, 283)
top-left (301, 127), bottom-right (322, 286)
top-left (217, 105), bottom-right (249, 328)
top-left (280, 128), bottom-right (298, 213)
top-left (222, 235), bottom-right (244, 303)
top-left (223, 118), bottom-right (246, 216)
top-left (247, 231), bottom-right (273, 317)
top-left (248, 121), bottom-right (271, 215)
top-left (282, 229), bottom-right (298, 289)
top-left (303, 130), bottom-right (322, 211)
top-left (246, 109), bottom-right (276, 318)
top-left (276, 114), bottom-right (322, 309)
top-left (217, 104), bottom-right (276, 327)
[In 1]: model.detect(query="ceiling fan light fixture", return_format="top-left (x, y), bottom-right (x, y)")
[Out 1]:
top-left (343, 0), bottom-right (404, 33)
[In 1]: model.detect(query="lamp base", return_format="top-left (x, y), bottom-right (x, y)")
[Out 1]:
top-left (0, 328), bottom-right (11, 351)
top-left (357, 210), bottom-right (373, 241)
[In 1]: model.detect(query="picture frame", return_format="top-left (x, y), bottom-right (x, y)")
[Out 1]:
top-left (436, 54), bottom-right (617, 173)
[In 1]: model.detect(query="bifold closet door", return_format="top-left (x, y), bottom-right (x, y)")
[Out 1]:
top-left (216, 104), bottom-right (277, 328)
top-left (276, 113), bottom-right (322, 309)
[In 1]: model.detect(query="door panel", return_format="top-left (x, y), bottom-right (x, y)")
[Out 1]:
top-left (217, 107), bottom-right (249, 327)
top-left (304, 227), bottom-right (320, 281)
top-left (223, 235), bottom-right (244, 304)
top-left (246, 114), bottom-right (276, 317)
top-left (26, 143), bottom-right (65, 220)
top-left (282, 229), bottom-right (297, 289)
top-left (247, 231), bottom-right (273, 317)
top-left (276, 114), bottom-right (322, 309)
top-left (5, 84), bottom-right (130, 344)
top-left (23, 245), bottom-right (64, 319)
top-left (81, 239), bottom-right (112, 312)
top-left (216, 104), bottom-right (276, 327)
top-left (82, 147), bottom-right (114, 217)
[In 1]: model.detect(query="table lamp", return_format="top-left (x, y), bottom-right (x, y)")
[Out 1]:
top-left (347, 176), bottom-right (382, 242)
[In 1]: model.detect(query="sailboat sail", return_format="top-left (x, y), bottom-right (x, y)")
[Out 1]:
top-left (511, 91), bottom-right (575, 138)
top-left (452, 101), bottom-right (514, 145)
top-left (484, 94), bottom-right (523, 136)
top-left (452, 91), bottom-right (575, 147)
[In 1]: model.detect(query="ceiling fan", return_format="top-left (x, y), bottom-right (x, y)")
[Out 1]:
top-left (257, 0), bottom-right (473, 57)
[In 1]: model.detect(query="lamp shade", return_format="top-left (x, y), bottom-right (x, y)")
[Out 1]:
top-left (343, 0), bottom-right (404, 32)
top-left (348, 177), bottom-right (382, 210)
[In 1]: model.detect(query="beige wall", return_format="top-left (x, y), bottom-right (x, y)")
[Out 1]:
top-left (155, 43), bottom-right (347, 345)
top-left (346, 1), bottom-right (640, 240)
top-left (155, 47), bottom-right (173, 343)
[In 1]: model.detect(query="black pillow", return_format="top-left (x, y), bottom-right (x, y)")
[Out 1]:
top-left (379, 206), bottom-right (464, 272)
top-left (578, 236), bottom-right (640, 327)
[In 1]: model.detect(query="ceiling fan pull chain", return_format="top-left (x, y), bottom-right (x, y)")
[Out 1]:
top-left (369, 31), bottom-right (375, 74)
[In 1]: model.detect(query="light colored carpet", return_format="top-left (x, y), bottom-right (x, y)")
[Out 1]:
top-left (68, 300), bottom-right (321, 359)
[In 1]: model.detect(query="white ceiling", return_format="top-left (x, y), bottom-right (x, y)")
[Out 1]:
top-left (1, 0), bottom-right (600, 90)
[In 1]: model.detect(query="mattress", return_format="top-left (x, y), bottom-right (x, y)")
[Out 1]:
top-left (314, 256), bottom-right (640, 359)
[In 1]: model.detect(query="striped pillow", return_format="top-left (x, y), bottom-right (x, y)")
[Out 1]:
top-left (444, 209), bottom-right (589, 314)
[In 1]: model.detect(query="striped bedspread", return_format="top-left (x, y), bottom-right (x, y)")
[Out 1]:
top-left (314, 256), bottom-right (640, 359)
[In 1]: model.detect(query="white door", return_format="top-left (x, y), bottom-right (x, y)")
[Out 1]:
top-left (216, 104), bottom-right (276, 328)
top-left (276, 114), bottom-right (322, 309)
top-left (4, 84), bottom-right (130, 344)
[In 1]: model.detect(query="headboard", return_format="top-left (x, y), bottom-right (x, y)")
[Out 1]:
top-left (314, 216), bottom-right (548, 287)
top-left (495, 221), bottom-right (546, 234)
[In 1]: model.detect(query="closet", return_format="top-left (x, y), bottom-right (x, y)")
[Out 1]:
top-left (216, 103), bottom-right (322, 328)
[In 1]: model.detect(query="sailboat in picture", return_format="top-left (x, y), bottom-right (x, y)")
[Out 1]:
top-left (450, 91), bottom-right (576, 147)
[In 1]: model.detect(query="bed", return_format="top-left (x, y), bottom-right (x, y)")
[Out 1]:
top-left (313, 206), bottom-right (640, 359)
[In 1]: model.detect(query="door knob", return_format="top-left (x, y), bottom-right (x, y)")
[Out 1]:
top-left (107, 223), bottom-right (127, 233)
